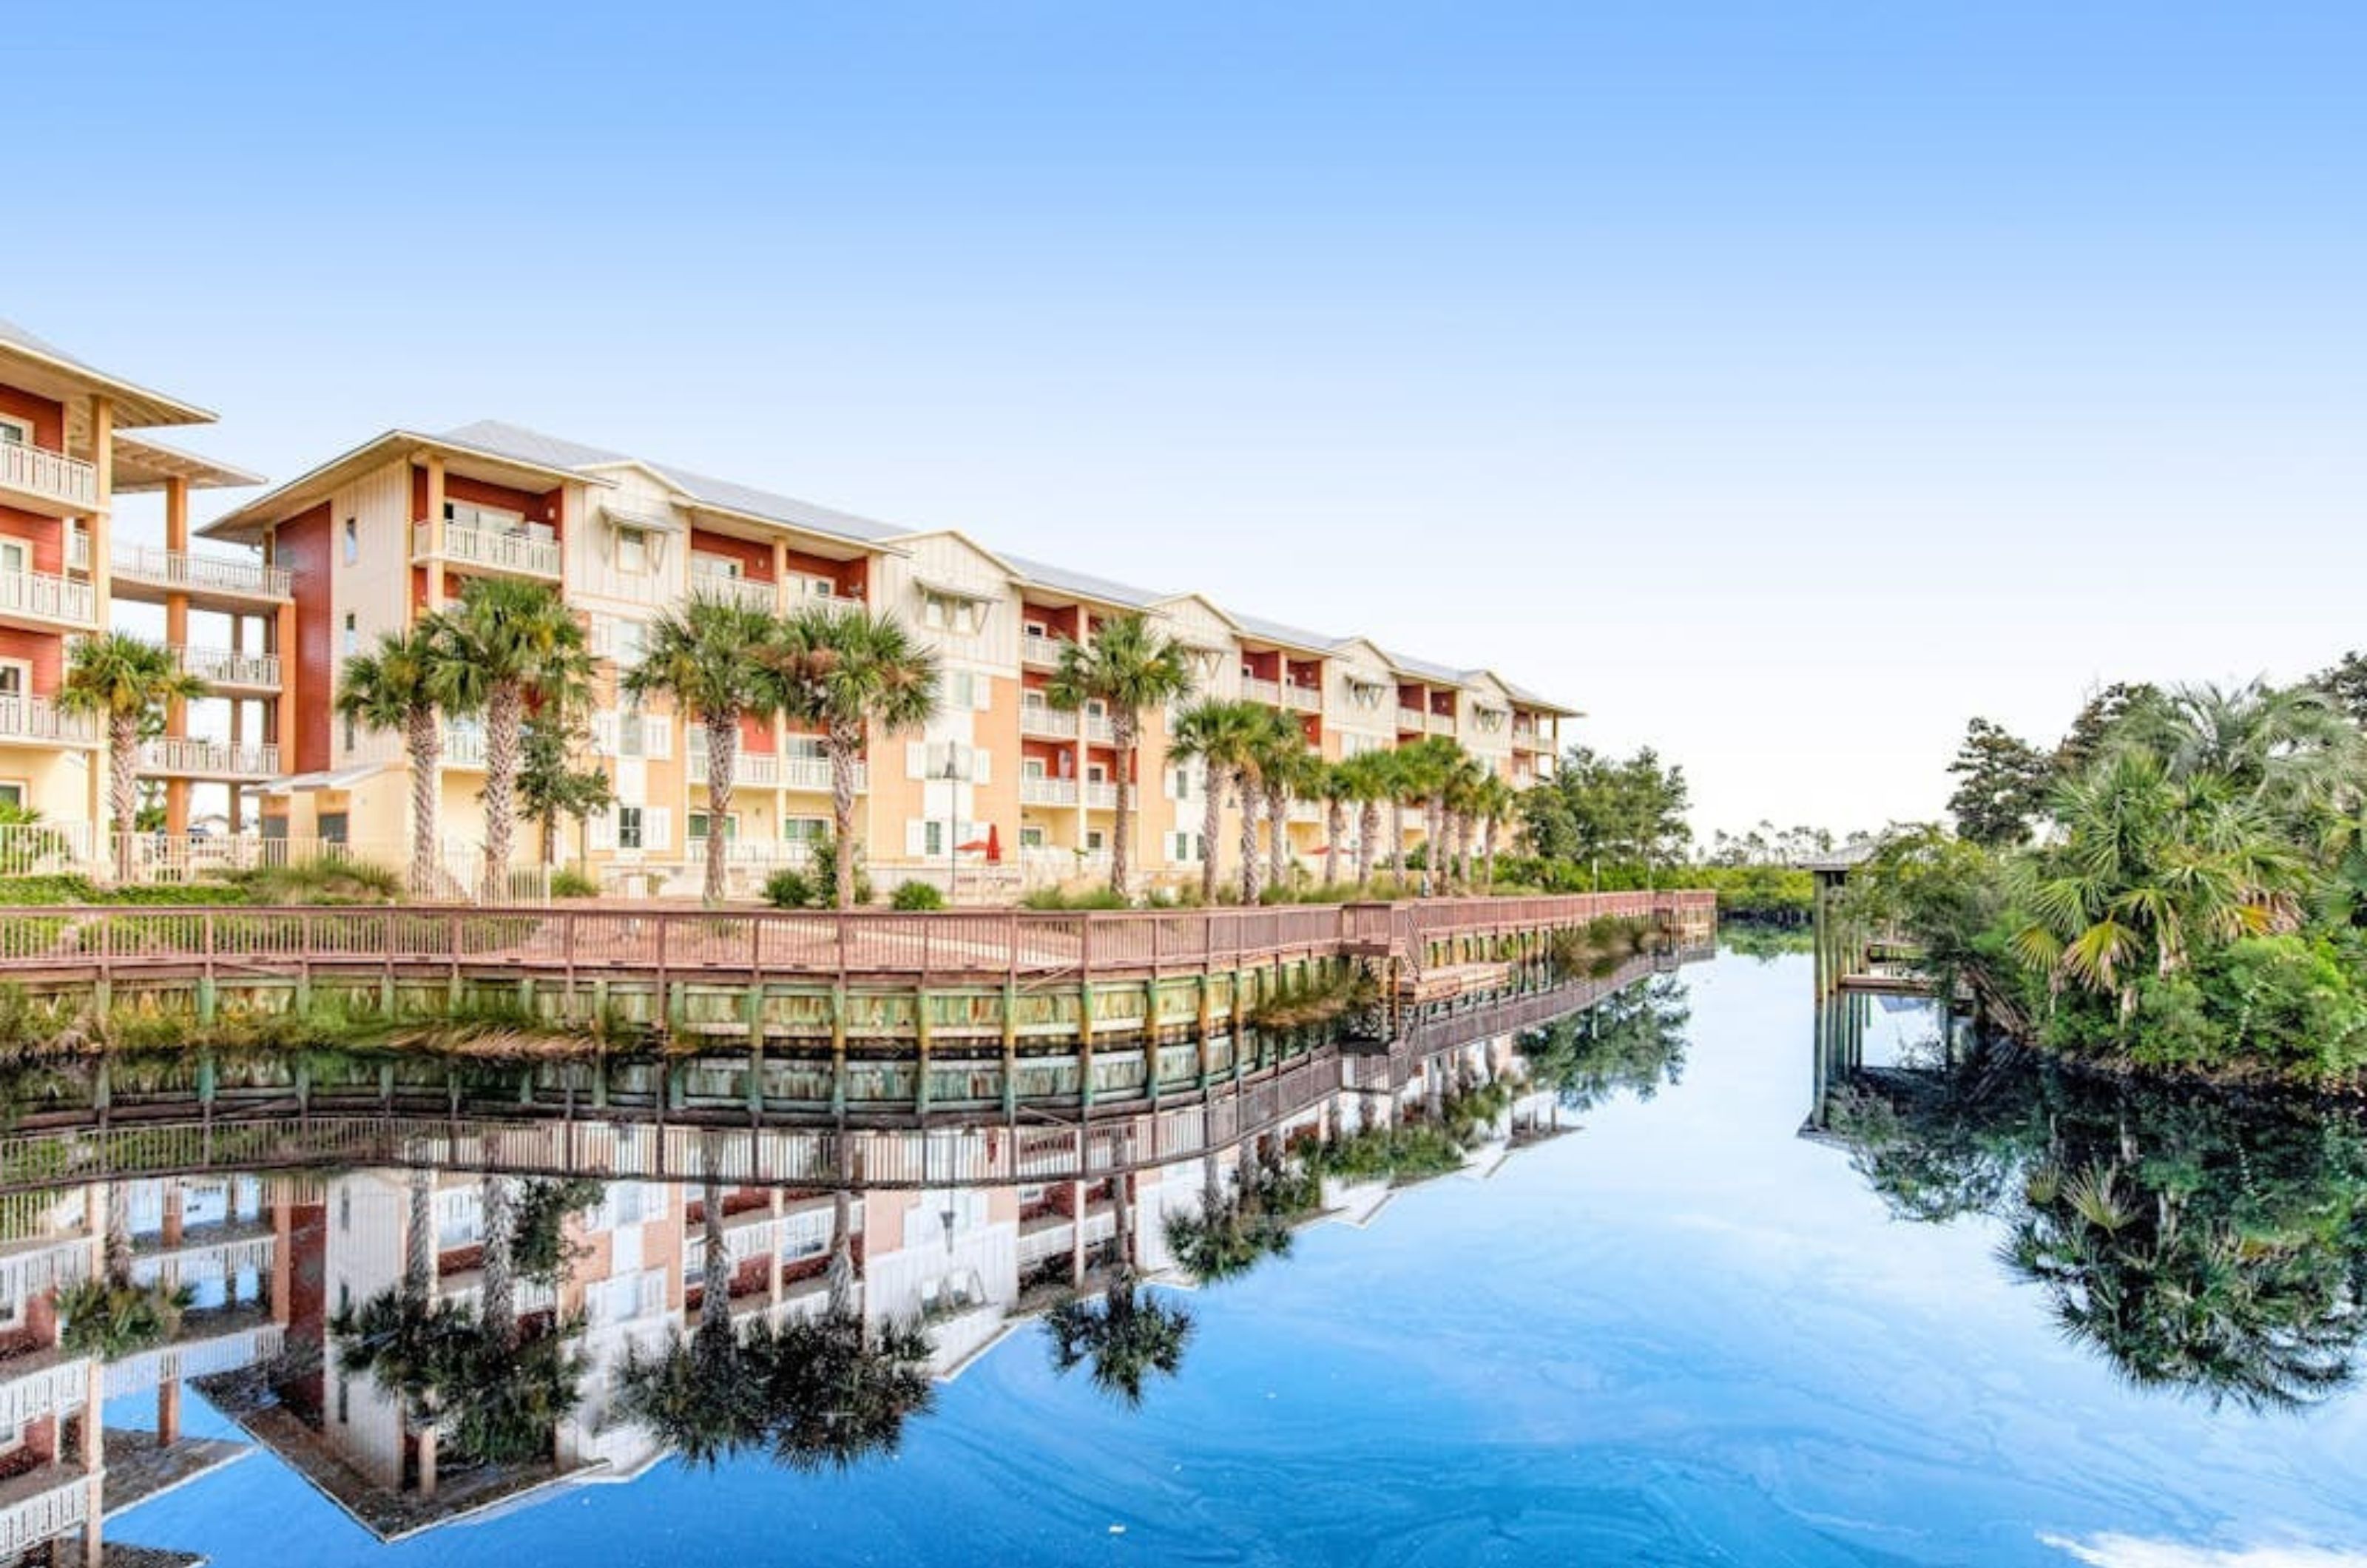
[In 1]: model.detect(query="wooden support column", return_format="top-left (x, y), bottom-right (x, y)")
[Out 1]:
top-left (163, 476), bottom-right (193, 835)
top-left (84, 396), bottom-right (115, 838)
top-left (423, 453), bottom-right (448, 609)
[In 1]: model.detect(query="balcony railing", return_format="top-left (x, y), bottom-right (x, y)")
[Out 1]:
top-left (1427, 712), bottom-right (1457, 735)
top-left (1082, 713), bottom-right (1115, 744)
top-left (783, 756), bottom-right (857, 793)
top-left (1019, 706), bottom-right (1077, 740)
top-left (1240, 676), bottom-right (1282, 706)
top-left (689, 749), bottom-right (781, 786)
top-left (1287, 798), bottom-right (1326, 824)
top-left (0, 1354), bottom-right (92, 1433)
top-left (0, 442), bottom-right (98, 513)
top-left (1021, 777), bottom-right (1079, 807)
top-left (1283, 683), bottom-right (1323, 713)
top-left (444, 723), bottom-right (487, 769)
top-left (0, 696), bottom-right (97, 746)
top-left (1081, 781), bottom-right (1119, 811)
top-left (112, 547), bottom-right (291, 599)
top-left (141, 737), bottom-right (280, 777)
top-left (686, 574), bottom-right (779, 612)
top-left (0, 570), bottom-right (95, 627)
top-left (1019, 633), bottom-right (1067, 671)
top-left (0, 1466), bottom-right (90, 1559)
top-left (1397, 706), bottom-right (1428, 731)
top-left (414, 521), bottom-right (561, 578)
top-left (174, 646), bottom-right (281, 689)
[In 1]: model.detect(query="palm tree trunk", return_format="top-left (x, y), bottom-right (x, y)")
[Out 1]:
top-left (108, 715), bottom-right (138, 885)
top-left (481, 682), bottom-right (524, 893)
top-left (405, 1169), bottom-right (433, 1305)
top-left (1326, 801), bottom-right (1345, 888)
top-left (825, 1189), bottom-right (856, 1319)
top-left (104, 1183), bottom-right (132, 1288)
top-left (1427, 799), bottom-right (1445, 891)
top-left (480, 1176), bottom-right (516, 1348)
top-left (703, 714), bottom-right (737, 907)
top-left (1110, 714), bottom-right (1136, 900)
top-left (699, 1171), bottom-right (731, 1342)
top-left (1198, 766), bottom-right (1222, 905)
top-left (1482, 815), bottom-right (1499, 891)
top-left (827, 722), bottom-right (862, 910)
top-left (1265, 780), bottom-right (1289, 891)
top-left (404, 707), bottom-right (442, 899)
top-left (1391, 798), bottom-right (1408, 878)
top-left (1357, 801), bottom-right (1380, 889)
top-left (1237, 772), bottom-right (1263, 905)
top-left (1455, 813), bottom-right (1473, 893)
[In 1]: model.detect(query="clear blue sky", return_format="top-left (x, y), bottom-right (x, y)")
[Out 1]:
top-left (20, 2), bottom-right (2366, 834)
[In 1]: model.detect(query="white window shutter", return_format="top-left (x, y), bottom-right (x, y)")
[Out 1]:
top-left (592, 712), bottom-right (618, 752)
top-left (906, 742), bottom-right (926, 781)
top-left (646, 807), bottom-right (672, 850)
top-left (590, 809), bottom-right (617, 851)
top-left (904, 820), bottom-right (928, 857)
top-left (646, 717), bottom-right (672, 760)
top-left (973, 749), bottom-right (990, 785)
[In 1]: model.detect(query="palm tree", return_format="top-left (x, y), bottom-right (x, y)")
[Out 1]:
top-left (773, 607), bottom-right (941, 910)
top-left (612, 1164), bottom-right (770, 1467)
top-left (1394, 737), bottom-right (1458, 891)
top-left (1316, 760), bottom-right (1355, 888)
top-left (1249, 709), bottom-right (1312, 895)
top-left (57, 1181), bottom-right (194, 1361)
top-left (624, 595), bottom-right (786, 904)
top-left (56, 634), bottom-right (207, 884)
top-left (1338, 751), bottom-right (1392, 890)
top-left (1474, 774), bottom-right (1519, 891)
top-left (335, 624), bottom-right (459, 896)
top-left (1169, 698), bottom-right (1265, 904)
top-left (1044, 1284), bottom-right (1194, 1408)
top-left (435, 580), bottom-right (591, 891)
top-left (1441, 751), bottom-right (1490, 893)
top-left (1045, 612), bottom-right (1194, 899)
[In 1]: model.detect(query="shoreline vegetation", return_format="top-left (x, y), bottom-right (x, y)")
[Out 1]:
top-left (1851, 654), bottom-right (2367, 1092)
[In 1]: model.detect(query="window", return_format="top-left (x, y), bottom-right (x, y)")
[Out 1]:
top-left (0, 784), bottom-right (24, 811)
top-left (689, 812), bottom-right (737, 842)
top-left (1084, 830), bottom-right (1107, 853)
top-left (618, 805), bottom-right (644, 851)
top-left (921, 592), bottom-right (982, 635)
top-left (1087, 763), bottom-right (1107, 785)
top-left (1019, 825), bottom-right (1047, 848)
top-left (0, 539), bottom-right (25, 577)
top-left (946, 670), bottom-right (976, 709)
top-left (691, 552), bottom-right (743, 581)
top-left (0, 415), bottom-right (29, 446)
top-left (0, 660), bottom-right (26, 699)
top-left (342, 613), bottom-right (357, 656)
top-left (616, 525), bottom-right (649, 575)
top-left (783, 817), bottom-right (825, 843)
top-left (342, 517), bottom-right (359, 564)
top-left (922, 820), bottom-right (945, 857)
top-left (619, 702), bottom-right (646, 758)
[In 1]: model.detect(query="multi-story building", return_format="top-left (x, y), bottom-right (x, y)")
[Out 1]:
top-left (200, 418), bottom-right (1574, 894)
top-left (0, 320), bottom-right (262, 858)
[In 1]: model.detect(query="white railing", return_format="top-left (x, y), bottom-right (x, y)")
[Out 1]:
top-left (104, 1321), bottom-right (285, 1398)
top-left (686, 574), bottom-right (779, 612)
top-left (689, 749), bottom-right (781, 786)
top-left (0, 570), bottom-right (95, 626)
top-left (133, 1231), bottom-right (277, 1288)
top-left (780, 756), bottom-right (857, 793)
top-left (0, 443), bottom-right (97, 512)
top-left (444, 723), bottom-right (487, 769)
top-left (723, 838), bottom-right (820, 868)
top-left (416, 521), bottom-right (561, 578)
top-left (1241, 677), bottom-right (1282, 706)
top-left (112, 547), bottom-right (291, 599)
top-left (0, 696), bottom-right (97, 744)
top-left (0, 1244), bottom-right (87, 1314)
top-left (173, 646), bottom-right (281, 688)
top-left (138, 737), bottom-right (280, 777)
top-left (0, 1356), bottom-right (92, 1433)
top-left (1287, 798), bottom-right (1326, 824)
top-left (1019, 706), bottom-right (1077, 740)
top-left (1397, 706), bottom-right (1428, 731)
top-left (1081, 782), bottom-right (1118, 811)
top-left (119, 834), bottom-right (402, 882)
top-left (0, 822), bottom-right (93, 876)
top-left (1082, 713), bottom-right (1115, 744)
top-left (1021, 777), bottom-right (1079, 807)
top-left (64, 530), bottom-right (90, 570)
top-left (0, 1467), bottom-right (91, 1558)
top-left (1019, 634), bottom-right (1066, 671)
top-left (1427, 711), bottom-right (1457, 735)
top-left (1283, 683), bottom-right (1323, 713)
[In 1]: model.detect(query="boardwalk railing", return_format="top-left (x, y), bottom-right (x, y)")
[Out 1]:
top-left (0, 891), bottom-right (1715, 985)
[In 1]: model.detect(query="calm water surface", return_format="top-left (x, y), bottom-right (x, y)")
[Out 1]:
top-left (90, 950), bottom-right (2367, 1563)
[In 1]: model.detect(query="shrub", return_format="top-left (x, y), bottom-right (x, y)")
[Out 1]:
top-left (763, 867), bottom-right (815, 909)
top-left (766, 836), bottom-right (873, 909)
top-left (0, 876), bottom-right (101, 906)
top-left (221, 858), bottom-right (404, 906)
top-left (891, 880), bottom-right (946, 911)
top-left (1019, 886), bottom-right (1128, 911)
top-left (549, 867), bottom-right (601, 899)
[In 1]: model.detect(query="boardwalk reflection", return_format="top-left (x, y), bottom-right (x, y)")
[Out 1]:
top-left (0, 950), bottom-right (1706, 1557)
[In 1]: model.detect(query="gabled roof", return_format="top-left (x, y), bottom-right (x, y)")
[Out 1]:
top-left (1004, 552), bottom-right (1169, 610)
top-left (0, 317), bottom-right (217, 429)
top-left (199, 425), bottom-right (614, 544)
top-left (110, 434), bottom-right (264, 494)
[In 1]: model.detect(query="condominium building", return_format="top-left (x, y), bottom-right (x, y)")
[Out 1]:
top-left (0, 320), bottom-right (264, 854)
top-left (200, 419), bottom-right (1573, 895)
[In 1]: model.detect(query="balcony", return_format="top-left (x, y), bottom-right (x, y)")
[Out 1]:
top-left (1081, 712), bottom-right (1115, 744)
top-left (689, 749), bottom-right (781, 787)
top-left (141, 737), bottom-right (280, 777)
top-left (1397, 706), bottom-right (1428, 731)
top-left (1081, 781), bottom-right (1119, 811)
top-left (1427, 712), bottom-right (1457, 735)
top-left (174, 646), bottom-right (281, 691)
top-left (0, 1464), bottom-right (91, 1560)
top-left (781, 755), bottom-right (857, 793)
top-left (0, 1352), bottom-right (92, 1433)
top-left (0, 570), bottom-right (96, 632)
top-left (1283, 683), bottom-right (1323, 714)
top-left (0, 696), bottom-right (97, 746)
top-left (1240, 676), bottom-right (1282, 706)
top-left (1287, 798), bottom-right (1326, 824)
top-left (1021, 777), bottom-right (1079, 807)
top-left (0, 442), bottom-right (98, 518)
top-left (443, 723), bottom-right (487, 770)
top-left (1019, 633), bottom-right (1066, 672)
top-left (1019, 706), bottom-right (1077, 740)
top-left (112, 547), bottom-right (291, 604)
top-left (686, 574), bottom-right (779, 612)
top-left (413, 520), bottom-right (561, 580)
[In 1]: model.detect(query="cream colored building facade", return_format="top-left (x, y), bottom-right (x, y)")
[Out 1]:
top-left (201, 419), bottom-right (1573, 896)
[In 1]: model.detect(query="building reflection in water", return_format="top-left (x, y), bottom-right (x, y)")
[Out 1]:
top-left (0, 952), bottom-right (1697, 1558)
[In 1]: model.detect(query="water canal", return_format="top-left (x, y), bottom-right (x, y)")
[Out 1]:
top-left (13, 944), bottom-right (2367, 1565)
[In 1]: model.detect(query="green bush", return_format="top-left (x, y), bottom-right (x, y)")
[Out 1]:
top-left (2201, 936), bottom-right (2367, 1077)
top-left (1019, 886), bottom-right (1128, 911)
top-left (765, 836), bottom-right (873, 909)
top-left (763, 867), bottom-right (815, 909)
top-left (891, 881), bottom-right (946, 911)
top-left (550, 867), bottom-right (601, 899)
top-left (220, 858), bottom-right (405, 906)
top-left (0, 876), bottom-right (101, 906)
